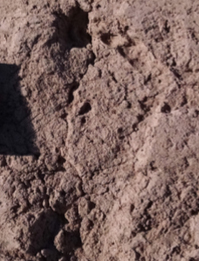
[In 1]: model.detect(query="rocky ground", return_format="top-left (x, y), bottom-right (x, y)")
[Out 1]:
top-left (0, 0), bottom-right (199, 260)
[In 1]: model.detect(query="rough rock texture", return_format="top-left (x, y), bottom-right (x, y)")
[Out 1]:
top-left (1, 0), bottom-right (199, 260)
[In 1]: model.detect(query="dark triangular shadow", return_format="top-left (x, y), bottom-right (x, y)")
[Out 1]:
top-left (0, 63), bottom-right (39, 156)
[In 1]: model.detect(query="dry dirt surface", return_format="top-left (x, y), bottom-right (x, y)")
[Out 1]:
top-left (1, 0), bottom-right (199, 260)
